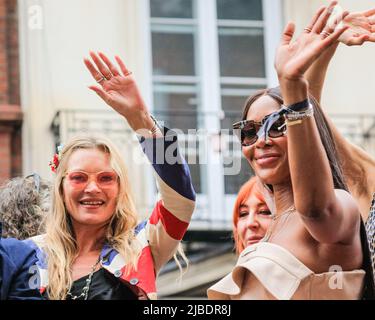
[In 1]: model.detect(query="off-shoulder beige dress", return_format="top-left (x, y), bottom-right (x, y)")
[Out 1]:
top-left (208, 242), bottom-right (365, 300)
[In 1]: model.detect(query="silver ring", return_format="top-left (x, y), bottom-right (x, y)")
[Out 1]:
top-left (304, 27), bottom-right (312, 33)
top-left (320, 31), bottom-right (331, 38)
top-left (124, 71), bottom-right (133, 77)
top-left (96, 77), bottom-right (106, 84)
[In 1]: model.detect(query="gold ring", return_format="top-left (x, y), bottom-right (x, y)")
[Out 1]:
top-left (320, 31), bottom-right (331, 38)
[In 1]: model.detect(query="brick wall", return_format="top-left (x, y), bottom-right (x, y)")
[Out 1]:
top-left (0, 0), bottom-right (9, 104)
top-left (0, 128), bottom-right (11, 179)
top-left (6, 0), bottom-right (20, 105)
top-left (0, 0), bottom-right (22, 186)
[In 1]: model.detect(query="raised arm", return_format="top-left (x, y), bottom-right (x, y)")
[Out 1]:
top-left (84, 53), bottom-right (196, 273)
top-left (305, 7), bottom-right (375, 220)
top-left (84, 52), bottom-right (160, 137)
top-left (139, 130), bottom-right (196, 273)
top-left (275, 2), bottom-right (361, 244)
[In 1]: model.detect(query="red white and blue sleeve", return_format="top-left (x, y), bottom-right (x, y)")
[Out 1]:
top-left (138, 128), bottom-right (196, 274)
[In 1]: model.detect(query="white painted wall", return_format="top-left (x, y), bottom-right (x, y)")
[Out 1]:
top-left (284, 0), bottom-right (375, 118)
top-left (18, 0), bottom-right (152, 215)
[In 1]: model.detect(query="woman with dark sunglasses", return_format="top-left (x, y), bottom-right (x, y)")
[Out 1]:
top-left (231, 3), bottom-right (375, 286)
top-left (209, 2), bottom-right (374, 300)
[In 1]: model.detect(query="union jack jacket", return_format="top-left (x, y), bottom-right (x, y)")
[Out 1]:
top-left (25, 130), bottom-right (196, 300)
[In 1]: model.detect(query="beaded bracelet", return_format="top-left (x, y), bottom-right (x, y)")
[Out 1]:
top-left (285, 104), bottom-right (314, 121)
top-left (254, 98), bottom-right (313, 140)
top-left (284, 103), bottom-right (314, 126)
top-left (284, 99), bottom-right (310, 112)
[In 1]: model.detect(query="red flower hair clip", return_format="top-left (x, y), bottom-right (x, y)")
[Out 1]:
top-left (49, 145), bottom-right (63, 173)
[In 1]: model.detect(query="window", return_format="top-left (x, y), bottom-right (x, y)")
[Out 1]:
top-left (149, 0), bottom-right (281, 224)
top-left (150, 0), bottom-right (203, 194)
top-left (217, 0), bottom-right (267, 194)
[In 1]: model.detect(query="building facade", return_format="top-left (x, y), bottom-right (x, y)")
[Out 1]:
top-left (1, 0), bottom-right (375, 297)
top-left (0, 0), bottom-right (22, 185)
top-left (16, 0), bottom-right (375, 226)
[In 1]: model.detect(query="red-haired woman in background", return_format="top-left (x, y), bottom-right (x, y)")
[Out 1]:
top-left (232, 177), bottom-right (271, 255)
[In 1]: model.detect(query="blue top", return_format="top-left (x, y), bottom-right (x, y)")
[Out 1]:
top-left (0, 224), bottom-right (42, 300)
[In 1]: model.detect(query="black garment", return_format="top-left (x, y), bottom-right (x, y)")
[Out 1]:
top-left (363, 193), bottom-right (375, 299)
top-left (366, 194), bottom-right (375, 279)
top-left (67, 268), bottom-right (140, 300)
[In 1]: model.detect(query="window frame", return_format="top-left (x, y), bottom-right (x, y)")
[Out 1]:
top-left (144, 0), bottom-right (283, 226)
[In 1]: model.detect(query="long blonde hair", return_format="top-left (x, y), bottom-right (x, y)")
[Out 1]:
top-left (44, 135), bottom-right (142, 300)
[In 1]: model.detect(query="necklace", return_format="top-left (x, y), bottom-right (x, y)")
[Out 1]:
top-left (262, 205), bottom-right (295, 243)
top-left (66, 254), bottom-right (103, 300)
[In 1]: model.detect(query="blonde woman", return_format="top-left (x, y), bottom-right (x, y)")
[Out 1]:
top-left (24, 53), bottom-right (196, 300)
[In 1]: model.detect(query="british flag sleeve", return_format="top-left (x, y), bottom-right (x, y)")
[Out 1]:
top-left (139, 128), bottom-right (196, 273)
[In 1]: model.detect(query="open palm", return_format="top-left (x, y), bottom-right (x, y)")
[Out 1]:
top-left (275, 3), bottom-right (349, 81)
top-left (340, 8), bottom-right (375, 46)
top-left (275, 29), bottom-right (331, 81)
top-left (84, 52), bottom-right (148, 119)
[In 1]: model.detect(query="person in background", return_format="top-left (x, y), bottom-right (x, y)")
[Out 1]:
top-left (305, 7), bottom-right (375, 222)
top-left (232, 177), bottom-right (271, 255)
top-left (304, 5), bottom-right (375, 282)
top-left (0, 222), bottom-right (42, 300)
top-left (0, 174), bottom-right (51, 240)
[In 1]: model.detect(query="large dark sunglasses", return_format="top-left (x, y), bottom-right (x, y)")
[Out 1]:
top-left (233, 115), bottom-right (286, 147)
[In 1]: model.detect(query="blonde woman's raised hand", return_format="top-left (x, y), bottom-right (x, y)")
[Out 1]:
top-left (275, 1), bottom-right (349, 83)
top-left (339, 8), bottom-right (375, 46)
top-left (84, 52), bottom-right (153, 131)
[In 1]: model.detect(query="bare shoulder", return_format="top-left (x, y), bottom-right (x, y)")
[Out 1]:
top-left (334, 189), bottom-right (362, 243)
top-left (334, 189), bottom-right (361, 218)
top-left (296, 189), bottom-right (361, 245)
